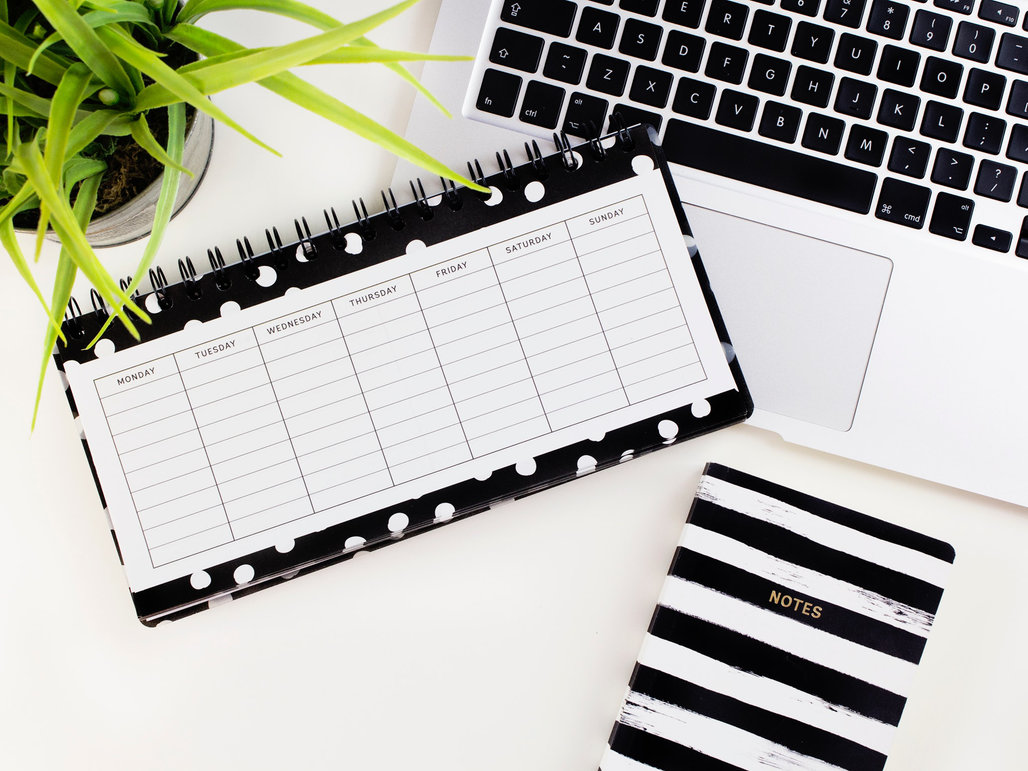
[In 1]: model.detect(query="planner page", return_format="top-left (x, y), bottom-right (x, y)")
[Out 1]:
top-left (64, 167), bottom-right (739, 592)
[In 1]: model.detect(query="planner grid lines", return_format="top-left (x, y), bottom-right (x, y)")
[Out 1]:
top-left (92, 195), bottom-right (706, 568)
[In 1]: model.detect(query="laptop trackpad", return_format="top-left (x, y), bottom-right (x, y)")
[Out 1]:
top-left (683, 205), bottom-right (893, 431)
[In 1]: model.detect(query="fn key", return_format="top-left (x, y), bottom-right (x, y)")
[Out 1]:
top-left (477, 68), bottom-right (523, 117)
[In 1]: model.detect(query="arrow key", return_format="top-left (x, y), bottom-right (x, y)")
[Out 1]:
top-left (972, 224), bottom-right (1013, 252)
top-left (489, 27), bottom-right (544, 73)
top-left (929, 191), bottom-right (974, 240)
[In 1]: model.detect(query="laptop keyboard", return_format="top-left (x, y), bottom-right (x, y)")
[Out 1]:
top-left (469, 0), bottom-right (1028, 256)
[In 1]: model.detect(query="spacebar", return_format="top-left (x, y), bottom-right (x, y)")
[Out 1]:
top-left (663, 120), bottom-right (878, 215)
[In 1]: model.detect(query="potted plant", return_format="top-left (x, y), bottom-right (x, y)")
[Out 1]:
top-left (0, 0), bottom-right (483, 423)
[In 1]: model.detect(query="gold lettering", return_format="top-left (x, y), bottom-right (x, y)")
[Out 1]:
top-left (812, 605), bottom-right (823, 619)
top-left (769, 590), bottom-right (782, 604)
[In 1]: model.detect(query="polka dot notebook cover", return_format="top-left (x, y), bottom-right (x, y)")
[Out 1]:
top-left (54, 124), bottom-right (751, 624)
top-left (601, 462), bottom-right (955, 771)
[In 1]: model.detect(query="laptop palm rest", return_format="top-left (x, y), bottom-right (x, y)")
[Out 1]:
top-left (683, 204), bottom-right (893, 431)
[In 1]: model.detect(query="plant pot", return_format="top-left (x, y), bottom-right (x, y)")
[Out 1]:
top-left (15, 111), bottom-right (215, 249)
top-left (84, 111), bottom-right (215, 248)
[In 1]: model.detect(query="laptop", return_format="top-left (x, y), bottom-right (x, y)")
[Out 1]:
top-left (394, 0), bottom-right (1028, 507)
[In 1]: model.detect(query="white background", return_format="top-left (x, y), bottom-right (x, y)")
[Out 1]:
top-left (2, 1), bottom-right (1027, 768)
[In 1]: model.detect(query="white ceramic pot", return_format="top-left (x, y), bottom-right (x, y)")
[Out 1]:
top-left (83, 111), bottom-right (215, 248)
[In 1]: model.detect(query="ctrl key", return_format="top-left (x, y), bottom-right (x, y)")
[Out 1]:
top-left (875, 178), bottom-right (931, 229)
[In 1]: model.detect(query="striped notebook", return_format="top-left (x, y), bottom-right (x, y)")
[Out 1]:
top-left (600, 464), bottom-right (955, 771)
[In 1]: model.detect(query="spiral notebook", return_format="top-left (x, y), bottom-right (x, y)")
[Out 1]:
top-left (601, 463), bottom-right (955, 771)
top-left (54, 125), bottom-right (752, 624)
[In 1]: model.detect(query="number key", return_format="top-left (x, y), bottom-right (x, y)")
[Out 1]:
top-left (910, 10), bottom-right (951, 51)
top-left (954, 22), bottom-right (996, 63)
top-left (867, 0), bottom-right (909, 40)
top-left (824, 0), bottom-right (868, 29)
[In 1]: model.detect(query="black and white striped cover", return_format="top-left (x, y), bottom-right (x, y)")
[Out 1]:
top-left (601, 463), bottom-right (954, 771)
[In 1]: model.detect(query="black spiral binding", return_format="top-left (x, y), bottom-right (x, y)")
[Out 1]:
top-left (466, 158), bottom-right (488, 198)
top-left (552, 131), bottom-right (580, 171)
top-left (148, 266), bottom-right (172, 310)
top-left (495, 149), bottom-right (519, 190)
top-left (208, 247), bottom-right (231, 291)
top-left (236, 236), bottom-right (260, 281)
top-left (89, 288), bottom-right (107, 321)
top-left (266, 226), bottom-right (289, 269)
top-left (610, 112), bottom-right (635, 149)
top-left (352, 197), bottom-right (375, 240)
top-left (380, 188), bottom-right (404, 231)
top-left (409, 178), bottom-right (433, 221)
top-left (524, 140), bottom-right (548, 180)
top-left (324, 207), bottom-right (346, 250)
top-left (65, 296), bottom-right (85, 338)
top-left (439, 177), bottom-right (462, 210)
top-left (178, 257), bottom-right (202, 301)
top-left (295, 216), bottom-right (317, 259)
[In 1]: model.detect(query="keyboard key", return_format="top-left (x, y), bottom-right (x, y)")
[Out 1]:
top-left (748, 54), bottom-right (792, 96)
top-left (953, 22), bottom-right (996, 63)
top-left (672, 77), bottom-right (717, 118)
top-left (620, 0), bottom-right (660, 15)
top-left (587, 54), bottom-right (631, 95)
top-left (749, 10), bottom-right (791, 51)
top-left (620, 19), bottom-right (664, 59)
top-left (630, 66), bottom-right (674, 107)
top-left (715, 89), bottom-right (760, 130)
top-left (972, 224), bottom-right (1012, 252)
top-left (759, 101), bottom-right (803, 142)
top-left (781, 0), bottom-right (821, 17)
top-left (519, 81), bottom-right (565, 128)
top-left (964, 69), bottom-right (1007, 111)
top-left (1007, 124), bottom-right (1028, 162)
top-left (792, 21), bottom-right (835, 63)
top-left (929, 192), bottom-right (974, 241)
top-left (932, 147), bottom-right (975, 188)
top-left (888, 136), bottom-right (932, 177)
top-left (489, 27), bottom-right (544, 73)
top-left (501, 0), bottom-right (576, 37)
top-left (824, 0), bottom-right (867, 29)
top-left (835, 33), bottom-right (878, 76)
top-left (921, 57), bottom-right (964, 99)
top-left (835, 77), bottom-right (878, 119)
top-left (792, 65), bottom-right (835, 107)
top-left (664, 119), bottom-right (879, 212)
top-left (875, 177), bottom-right (931, 228)
top-left (705, 0), bottom-right (749, 40)
top-left (1007, 81), bottom-right (1028, 118)
top-left (878, 88), bottom-right (921, 130)
top-left (564, 92), bottom-right (609, 136)
top-left (910, 10), bottom-right (952, 51)
top-left (963, 112), bottom-right (1007, 154)
top-left (577, 7), bottom-right (621, 49)
top-left (1017, 216), bottom-right (1028, 257)
top-left (544, 43), bottom-right (587, 84)
top-left (663, 30), bottom-right (706, 71)
top-left (803, 112), bottom-right (846, 154)
top-left (921, 101), bottom-right (964, 142)
top-left (867, 0), bottom-right (909, 40)
top-left (977, 223), bottom-right (1010, 252)
top-left (997, 33), bottom-right (1028, 75)
top-left (979, 1), bottom-right (1018, 28)
top-left (705, 42), bottom-right (749, 84)
top-left (845, 124), bottom-right (889, 165)
top-left (662, 0), bottom-right (706, 28)
top-left (476, 68), bottom-right (522, 117)
top-left (611, 103), bottom-right (663, 131)
top-left (975, 160), bottom-right (1018, 201)
top-left (878, 45), bottom-right (920, 86)
top-left (933, 0), bottom-right (973, 14)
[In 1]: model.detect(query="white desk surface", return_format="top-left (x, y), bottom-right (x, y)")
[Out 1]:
top-left (3, 2), bottom-right (1027, 769)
